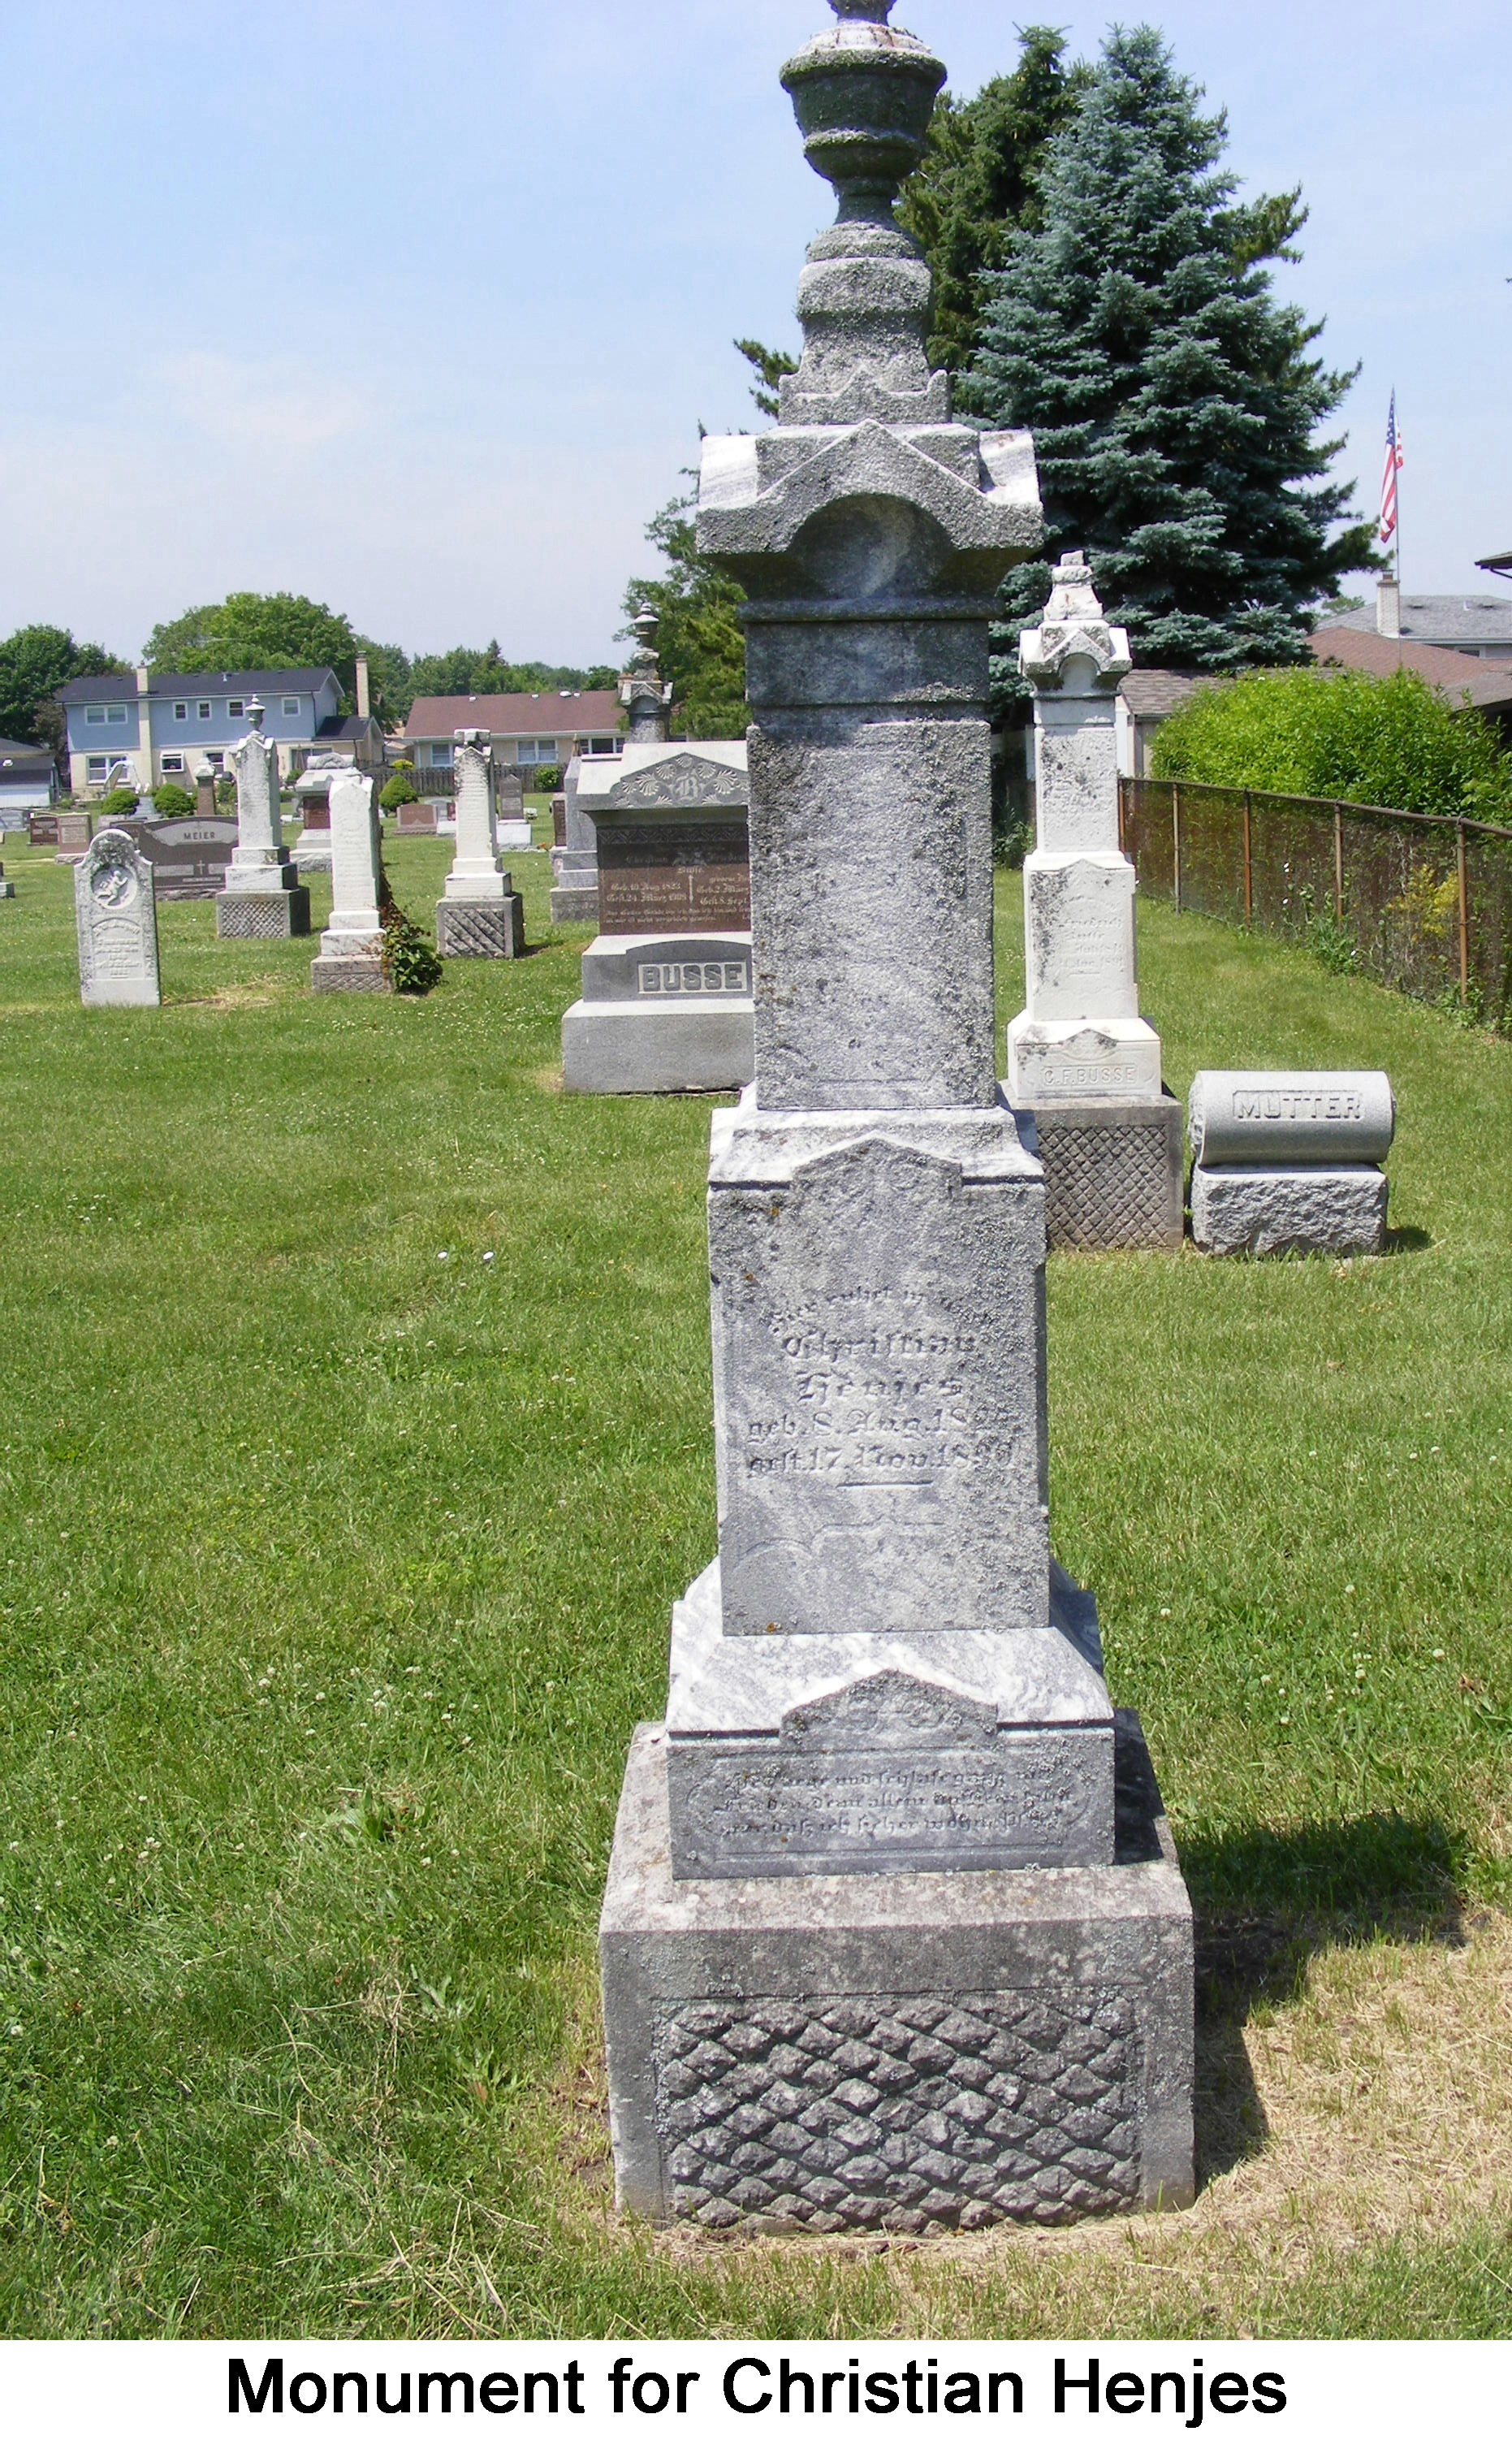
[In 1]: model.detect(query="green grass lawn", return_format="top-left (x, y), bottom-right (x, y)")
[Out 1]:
top-left (0, 833), bottom-right (1507, 2337)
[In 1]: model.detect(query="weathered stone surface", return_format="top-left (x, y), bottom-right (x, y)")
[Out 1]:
top-left (563, 1001), bottom-right (754, 1096)
top-left (1023, 854), bottom-right (1138, 1022)
top-left (579, 934), bottom-right (752, 1003)
top-left (667, 1560), bottom-right (1112, 1879)
top-left (310, 770), bottom-right (387, 993)
top-left (437, 895), bottom-right (525, 958)
top-left (1009, 1017), bottom-right (1164, 1106)
top-left (76, 828), bottom-right (160, 1007)
top-left (551, 758), bottom-right (600, 923)
top-left (1191, 1163), bottom-right (1389, 1257)
top-left (602, 1717), bottom-right (1194, 2230)
top-left (577, 743), bottom-right (750, 937)
top-left (550, 884), bottom-right (600, 925)
top-left (1018, 1097), bottom-right (1185, 1253)
top-left (708, 1096), bottom-right (1048, 1639)
top-left (1189, 1071), bottom-right (1396, 1168)
top-left (218, 703), bottom-right (306, 932)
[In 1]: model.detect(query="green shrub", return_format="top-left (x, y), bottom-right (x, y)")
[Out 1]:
top-left (1152, 666), bottom-right (1512, 822)
top-left (380, 772), bottom-right (420, 811)
top-left (376, 869), bottom-right (443, 994)
top-left (531, 764), bottom-right (564, 794)
top-left (96, 788), bottom-right (139, 820)
top-left (150, 782), bottom-right (195, 817)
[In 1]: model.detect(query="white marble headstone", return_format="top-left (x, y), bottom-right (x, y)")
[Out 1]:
top-left (76, 828), bottom-right (161, 1007)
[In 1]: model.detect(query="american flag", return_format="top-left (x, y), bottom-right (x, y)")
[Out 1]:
top-left (1380, 392), bottom-right (1403, 547)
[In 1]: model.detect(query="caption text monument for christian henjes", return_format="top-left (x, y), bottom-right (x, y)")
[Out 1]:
top-left (599, 0), bottom-right (1194, 2238)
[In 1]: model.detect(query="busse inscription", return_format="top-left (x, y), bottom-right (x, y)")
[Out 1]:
top-left (640, 960), bottom-right (750, 997)
top-left (598, 817), bottom-right (750, 936)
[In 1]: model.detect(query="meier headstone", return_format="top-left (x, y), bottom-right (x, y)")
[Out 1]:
top-left (310, 769), bottom-right (388, 993)
top-left (1007, 556), bottom-right (1182, 1249)
top-left (120, 815), bottom-right (239, 899)
top-left (1189, 1071), bottom-right (1394, 1257)
top-left (600, 0), bottom-right (1194, 2239)
top-left (435, 729), bottom-right (525, 958)
top-left (76, 828), bottom-right (161, 1007)
top-left (216, 700), bottom-right (312, 937)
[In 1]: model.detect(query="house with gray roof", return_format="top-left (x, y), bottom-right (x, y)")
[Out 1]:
top-left (1316, 578), bottom-right (1512, 660)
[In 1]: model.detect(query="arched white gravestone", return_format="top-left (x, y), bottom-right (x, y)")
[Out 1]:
top-left (76, 828), bottom-right (161, 1007)
top-left (310, 770), bottom-right (388, 992)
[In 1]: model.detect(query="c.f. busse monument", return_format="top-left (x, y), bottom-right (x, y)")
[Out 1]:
top-left (599, 1), bottom-right (1194, 2235)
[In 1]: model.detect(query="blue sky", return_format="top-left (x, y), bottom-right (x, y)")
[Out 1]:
top-left (2, 0), bottom-right (1507, 667)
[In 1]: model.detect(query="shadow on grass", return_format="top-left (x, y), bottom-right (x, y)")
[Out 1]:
top-left (1182, 1811), bottom-right (1466, 2188)
top-left (1385, 1225), bottom-right (1433, 1254)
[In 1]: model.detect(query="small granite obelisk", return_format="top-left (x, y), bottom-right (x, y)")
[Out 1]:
top-left (436, 729), bottom-right (525, 958)
top-left (216, 699), bottom-right (312, 938)
top-left (1007, 557), bottom-right (1182, 1248)
top-left (599, 0), bottom-right (1194, 2236)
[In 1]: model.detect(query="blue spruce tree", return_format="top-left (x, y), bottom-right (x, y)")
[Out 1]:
top-left (964, 27), bottom-right (1376, 677)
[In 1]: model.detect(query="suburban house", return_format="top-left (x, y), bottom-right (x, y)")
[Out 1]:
top-left (402, 690), bottom-right (624, 784)
top-left (57, 664), bottom-right (385, 798)
top-left (1316, 578), bottom-right (1512, 660)
top-left (0, 738), bottom-right (59, 826)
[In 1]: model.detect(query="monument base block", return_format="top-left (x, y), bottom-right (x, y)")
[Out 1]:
top-left (551, 885), bottom-right (600, 926)
top-left (1190, 1163), bottom-right (1388, 1257)
top-left (436, 896), bottom-right (525, 958)
top-left (311, 950), bottom-right (389, 994)
top-left (562, 998), bottom-right (754, 1095)
top-left (603, 1717), bottom-right (1194, 2234)
top-left (1017, 1094), bottom-right (1185, 1252)
top-left (216, 886), bottom-right (312, 939)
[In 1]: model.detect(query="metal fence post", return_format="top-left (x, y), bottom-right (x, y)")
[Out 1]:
top-left (1333, 803), bottom-right (1345, 924)
top-left (1243, 790), bottom-right (1253, 925)
top-left (1458, 820), bottom-right (1471, 1000)
top-left (1172, 782), bottom-right (1182, 913)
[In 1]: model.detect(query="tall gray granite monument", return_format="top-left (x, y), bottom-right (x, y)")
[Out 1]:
top-left (600, 0), bottom-right (1194, 2237)
top-left (1007, 556), bottom-right (1182, 1249)
top-left (436, 729), bottom-right (525, 958)
top-left (562, 612), bottom-right (754, 1093)
top-left (216, 699), bottom-right (312, 938)
top-left (76, 828), bottom-right (161, 1007)
top-left (550, 759), bottom-right (599, 925)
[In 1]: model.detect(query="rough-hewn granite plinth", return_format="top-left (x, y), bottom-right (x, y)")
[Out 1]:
top-left (436, 896), bottom-right (525, 958)
top-left (602, 1715), bottom-right (1194, 2234)
top-left (551, 884), bottom-right (599, 926)
top-left (1190, 1163), bottom-right (1388, 1257)
top-left (216, 886), bottom-right (312, 939)
top-left (310, 951), bottom-right (389, 995)
top-left (1018, 1095), bottom-right (1184, 1252)
top-left (562, 999), bottom-right (754, 1094)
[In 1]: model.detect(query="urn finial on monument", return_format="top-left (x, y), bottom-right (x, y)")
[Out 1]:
top-left (620, 603), bottom-right (673, 745)
top-left (776, 0), bottom-right (948, 423)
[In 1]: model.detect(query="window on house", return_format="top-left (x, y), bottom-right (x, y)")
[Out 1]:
top-left (86, 755), bottom-right (110, 779)
top-left (174, 702), bottom-right (188, 721)
top-left (227, 699), bottom-right (244, 720)
top-left (283, 698), bottom-right (300, 716)
top-left (160, 755), bottom-right (185, 774)
top-left (206, 752), bottom-right (225, 772)
top-left (106, 703), bottom-right (127, 725)
top-left (85, 706), bottom-right (106, 725)
top-left (197, 702), bottom-right (212, 720)
top-left (516, 738), bottom-right (557, 764)
top-left (426, 744), bottom-right (454, 768)
top-left (586, 736), bottom-right (619, 756)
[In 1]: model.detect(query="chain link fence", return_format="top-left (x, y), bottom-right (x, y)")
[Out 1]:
top-left (1121, 777), bottom-right (1512, 1032)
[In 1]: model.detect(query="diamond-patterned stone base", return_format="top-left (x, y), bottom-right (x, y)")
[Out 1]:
top-left (1021, 1096), bottom-right (1184, 1252)
top-left (602, 1715), bottom-right (1194, 2233)
top-left (216, 887), bottom-right (312, 939)
top-left (311, 954), bottom-right (389, 994)
top-left (658, 1989), bottom-right (1139, 2232)
top-left (436, 896), bottom-right (525, 958)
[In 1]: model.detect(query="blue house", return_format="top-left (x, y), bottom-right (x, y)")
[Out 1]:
top-left (58, 664), bottom-right (383, 798)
